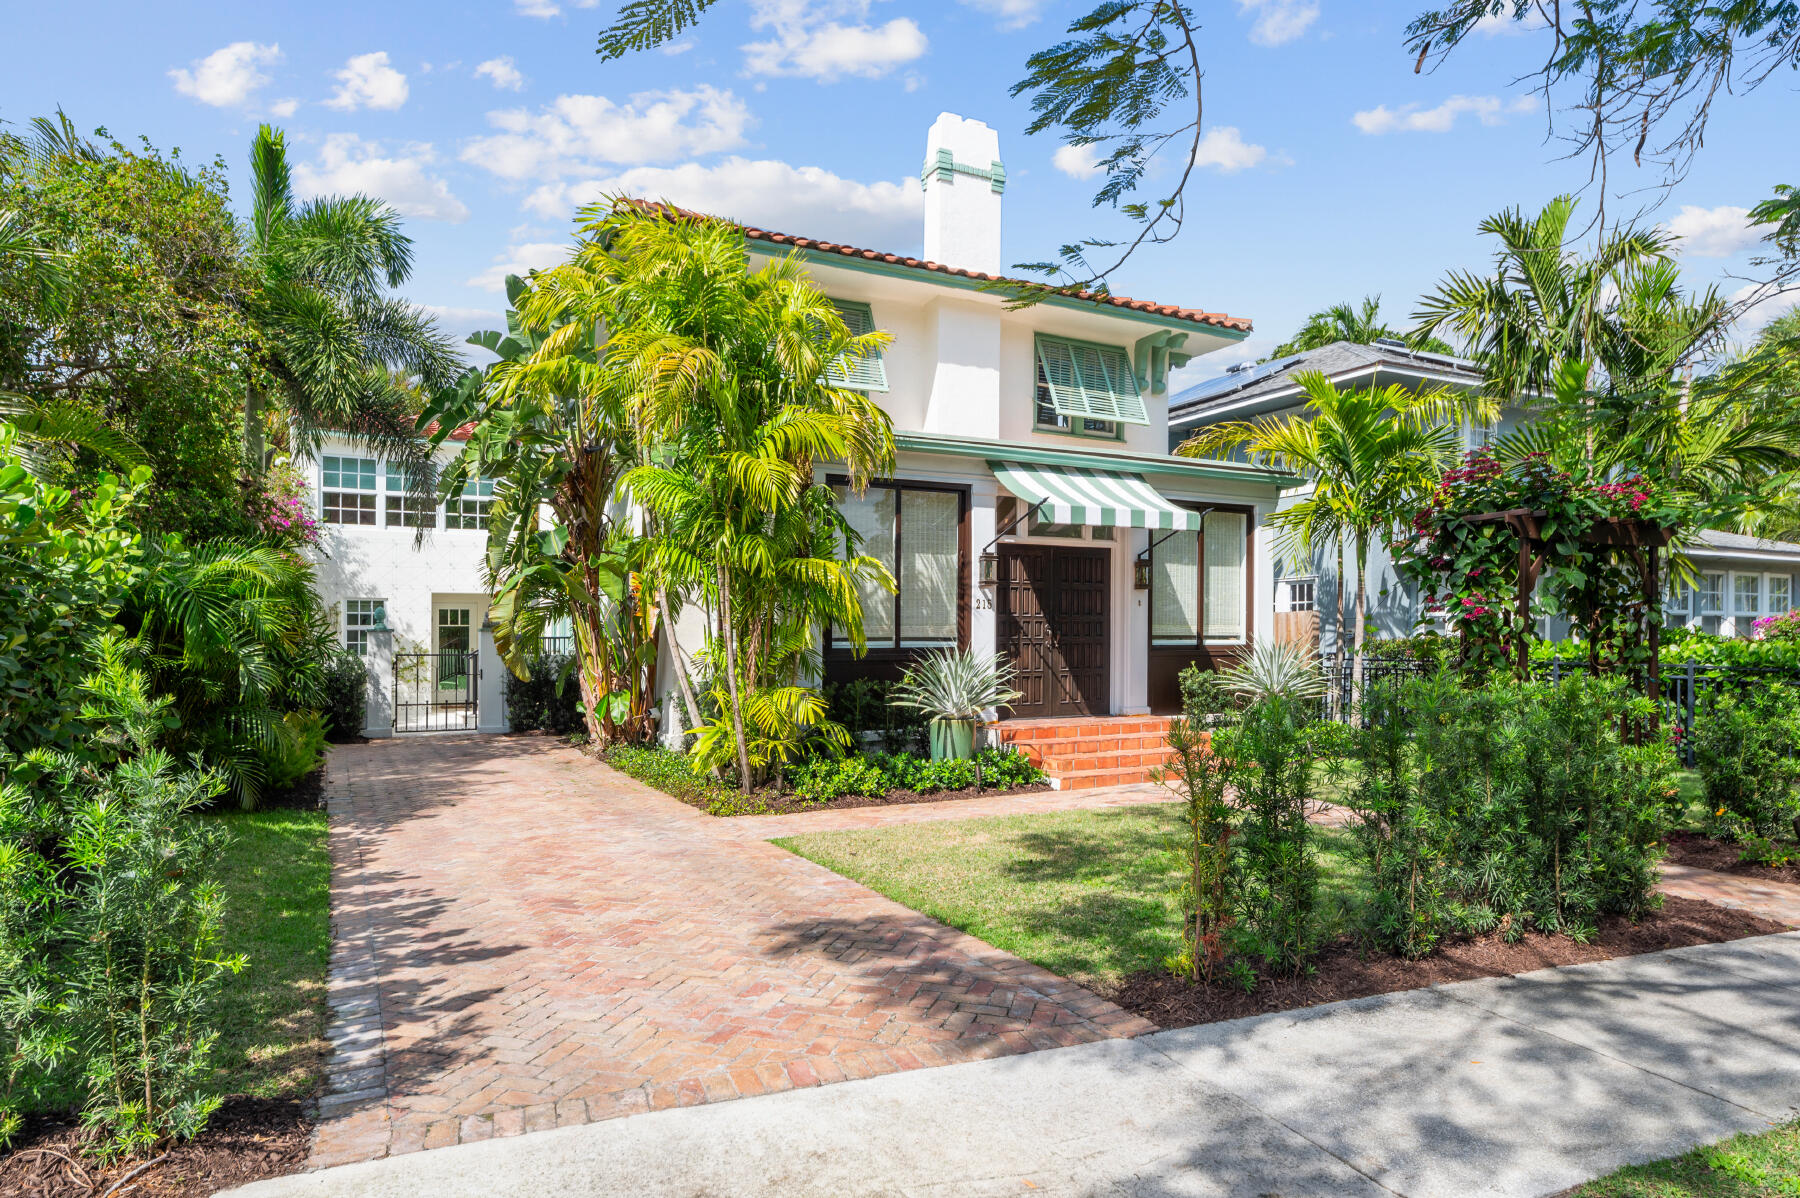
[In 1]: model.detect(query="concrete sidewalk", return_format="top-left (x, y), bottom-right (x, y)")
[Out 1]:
top-left (229, 931), bottom-right (1800, 1198)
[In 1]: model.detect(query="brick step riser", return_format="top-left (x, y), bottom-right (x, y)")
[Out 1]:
top-left (1052, 769), bottom-right (1162, 791)
top-left (1042, 752), bottom-right (1176, 775)
top-left (1011, 735), bottom-right (1173, 758)
top-left (995, 722), bottom-right (1175, 743)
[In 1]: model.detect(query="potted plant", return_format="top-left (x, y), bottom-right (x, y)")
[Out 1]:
top-left (890, 649), bottom-right (1022, 761)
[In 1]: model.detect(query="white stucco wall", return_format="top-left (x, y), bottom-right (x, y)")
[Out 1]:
top-left (303, 435), bottom-right (491, 654)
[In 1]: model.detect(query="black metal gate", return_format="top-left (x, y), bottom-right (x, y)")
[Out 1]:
top-left (393, 649), bottom-right (478, 732)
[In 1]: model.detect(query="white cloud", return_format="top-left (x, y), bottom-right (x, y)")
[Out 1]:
top-left (1663, 205), bottom-right (1760, 259)
top-left (516, 0), bottom-right (565, 15)
top-left (269, 97), bottom-right (299, 118)
top-left (1053, 143), bottom-right (1104, 180)
top-left (743, 0), bottom-right (928, 81)
top-left (1352, 93), bottom-right (1534, 134)
top-left (1194, 126), bottom-right (1267, 172)
top-left (325, 51), bottom-right (410, 112)
top-left (522, 156), bottom-right (925, 252)
top-left (1473, 8), bottom-right (1550, 35)
top-left (293, 135), bottom-right (470, 223)
top-left (475, 56), bottom-right (525, 91)
top-left (462, 87), bottom-right (752, 180)
top-left (957, 0), bottom-right (1053, 29)
top-left (421, 304), bottom-right (509, 358)
top-left (1728, 283), bottom-right (1800, 338)
top-left (467, 240), bottom-right (573, 291)
top-left (169, 41), bottom-right (281, 107)
top-left (1238, 0), bottom-right (1319, 46)
top-left (661, 40), bottom-right (697, 55)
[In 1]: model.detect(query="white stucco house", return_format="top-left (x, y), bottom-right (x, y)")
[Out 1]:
top-left (305, 112), bottom-right (1297, 773)
top-left (1167, 341), bottom-right (1800, 651)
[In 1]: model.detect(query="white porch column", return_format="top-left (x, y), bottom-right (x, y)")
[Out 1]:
top-left (362, 625), bottom-right (394, 739)
top-left (477, 621), bottom-right (510, 734)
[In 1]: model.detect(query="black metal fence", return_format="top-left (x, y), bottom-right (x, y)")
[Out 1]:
top-left (1322, 653), bottom-right (1800, 766)
top-left (393, 649), bottom-right (478, 732)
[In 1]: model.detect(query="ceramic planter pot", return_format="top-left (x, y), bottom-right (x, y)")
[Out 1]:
top-left (928, 717), bottom-right (976, 761)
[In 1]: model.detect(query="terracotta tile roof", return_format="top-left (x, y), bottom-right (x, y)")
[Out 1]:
top-left (420, 420), bottom-right (477, 441)
top-left (631, 201), bottom-right (1251, 333)
top-left (740, 224), bottom-right (1252, 333)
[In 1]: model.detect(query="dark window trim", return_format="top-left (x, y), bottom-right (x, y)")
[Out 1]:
top-left (824, 476), bottom-right (971, 658)
top-left (1145, 501), bottom-right (1257, 652)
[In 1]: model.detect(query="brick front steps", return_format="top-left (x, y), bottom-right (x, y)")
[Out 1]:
top-left (992, 716), bottom-right (1177, 790)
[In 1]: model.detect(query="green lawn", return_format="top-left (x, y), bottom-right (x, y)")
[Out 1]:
top-left (775, 804), bottom-right (1365, 989)
top-left (207, 807), bottom-right (332, 1100)
top-left (1567, 1121), bottom-right (1800, 1196)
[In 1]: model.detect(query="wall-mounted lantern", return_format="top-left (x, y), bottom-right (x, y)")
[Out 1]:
top-left (1132, 554), bottom-right (1153, 591)
top-left (979, 550), bottom-right (1000, 586)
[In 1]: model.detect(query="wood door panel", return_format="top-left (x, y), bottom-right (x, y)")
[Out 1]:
top-left (999, 546), bottom-right (1109, 718)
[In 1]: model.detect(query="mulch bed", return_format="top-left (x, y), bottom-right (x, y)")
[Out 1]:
top-left (0, 1097), bottom-right (310, 1198)
top-left (1664, 831), bottom-right (1800, 885)
top-left (1108, 895), bottom-right (1789, 1031)
top-left (745, 781), bottom-right (1053, 816)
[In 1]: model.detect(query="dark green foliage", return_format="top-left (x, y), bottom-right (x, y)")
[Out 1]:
top-left (1214, 695), bottom-right (1320, 975)
top-left (823, 678), bottom-right (927, 751)
top-left (0, 123), bottom-right (259, 542)
top-left (319, 653), bottom-right (368, 744)
top-left (505, 654), bottom-right (585, 736)
top-left (1692, 686), bottom-right (1800, 846)
top-left (262, 711), bottom-right (326, 793)
top-left (0, 649), bottom-right (240, 1156)
top-left (789, 747), bottom-right (1045, 806)
top-left (1176, 664), bottom-right (1232, 719)
top-left (1348, 671), bottom-right (1678, 955)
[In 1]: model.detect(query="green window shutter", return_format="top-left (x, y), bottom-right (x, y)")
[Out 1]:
top-left (824, 300), bottom-right (889, 392)
top-left (1034, 337), bottom-right (1149, 426)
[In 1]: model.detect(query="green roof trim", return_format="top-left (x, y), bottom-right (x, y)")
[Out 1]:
top-left (756, 242), bottom-right (1250, 340)
top-left (891, 431), bottom-right (1296, 488)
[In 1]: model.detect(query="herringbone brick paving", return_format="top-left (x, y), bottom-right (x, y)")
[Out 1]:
top-left (311, 735), bottom-right (1158, 1167)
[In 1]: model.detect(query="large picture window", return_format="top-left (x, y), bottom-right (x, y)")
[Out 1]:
top-left (1149, 509), bottom-right (1249, 646)
top-left (832, 482), bottom-right (963, 649)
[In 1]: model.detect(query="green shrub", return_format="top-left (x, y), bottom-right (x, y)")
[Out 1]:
top-left (1692, 686), bottom-right (1800, 845)
top-left (823, 678), bottom-right (928, 751)
top-left (319, 653), bottom-right (367, 743)
top-left (603, 743), bottom-right (767, 815)
top-left (1347, 670), bottom-right (1677, 953)
top-left (505, 654), bottom-right (585, 735)
top-left (261, 710), bottom-right (326, 792)
top-left (0, 647), bottom-right (241, 1157)
top-left (1177, 665), bottom-right (1232, 719)
top-left (1161, 716), bottom-right (1239, 985)
top-left (792, 754), bottom-right (890, 804)
top-left (1214, 694), bottom-right (1320, 975)
top-left (790, 747), bottom-right (1044, 805)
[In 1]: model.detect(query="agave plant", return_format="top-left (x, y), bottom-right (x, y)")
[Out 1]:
top-left (1216, 640), bottom-right (1327, 704)
top-left (890, 649), bottom-right (1022, 721)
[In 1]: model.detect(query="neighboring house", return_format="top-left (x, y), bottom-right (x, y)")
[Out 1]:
top-left (1167, 339), bottom-right (1524, 654)
top-left (307, 428), bottom-right (493, 657)
top-left (1661, 530), bottom-right (1800, 639)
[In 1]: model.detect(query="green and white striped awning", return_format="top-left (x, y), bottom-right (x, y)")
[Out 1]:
top-left (990, 461), bottom-right (1202, 530)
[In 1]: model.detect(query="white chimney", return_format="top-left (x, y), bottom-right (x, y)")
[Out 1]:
top-left (921, 113), bottom-right (1004, 275)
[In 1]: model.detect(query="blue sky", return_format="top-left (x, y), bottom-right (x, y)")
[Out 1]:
top-left (9, 1), bottom-right (1792, 384)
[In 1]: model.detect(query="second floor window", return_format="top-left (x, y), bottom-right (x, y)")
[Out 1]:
top-left (446, 476), bottom-right (495, 530)
top-left (1033, 335), bottom-right (1147, 437)
top-left (823, 300), bottom-right (888, 393)
top-left (384, 463), bottom-right (437, 528)
top-left (321, 455), bottom-right (377, 525)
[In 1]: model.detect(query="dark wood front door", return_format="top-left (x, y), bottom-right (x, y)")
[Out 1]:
top-left (998, 546), bottom-right (1110, 718)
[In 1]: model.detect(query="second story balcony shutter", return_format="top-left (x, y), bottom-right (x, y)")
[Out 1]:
top-left (825, 300), bottom-right (888, 393)
top-left (1034, 336), bottom-right (1150, 426)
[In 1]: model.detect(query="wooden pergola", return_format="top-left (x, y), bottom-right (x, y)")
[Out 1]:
top-left (1461, 508), bottom-right (1677, 706)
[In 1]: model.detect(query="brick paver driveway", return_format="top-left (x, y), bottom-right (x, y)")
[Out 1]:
top-left (313, 736), bottom-right (1155, 1167)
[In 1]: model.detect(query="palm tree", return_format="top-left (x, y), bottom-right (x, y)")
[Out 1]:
top-left (240, 126), bottom-right (459, 482)
top-left (1267, 295), bottom-right (1454, 361)
top-left (1178, 372), bottom-right (1489, 701)
top-left (1412, 196), bottom-right (1681, 406)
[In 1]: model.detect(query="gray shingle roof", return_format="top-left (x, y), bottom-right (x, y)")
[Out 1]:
top-left (1692, 529), bottom-right (1800, 558)
top-left (1170, 339), bottom-right (1485, 421)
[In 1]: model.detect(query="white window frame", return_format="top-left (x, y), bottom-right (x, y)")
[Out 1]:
top-left (1769, 573), bottom-right (1794, 615)
top-left (321, 455), bottom-right (378, 525)
top-left (1698, 572), bottom-right (1727, 615)
top-left (344, 598), bottom-right (385, 656)
top-left (1732, 571), bottom-right (1764, 618)
top-left (1279, 576), bottom-right (1317, 613)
